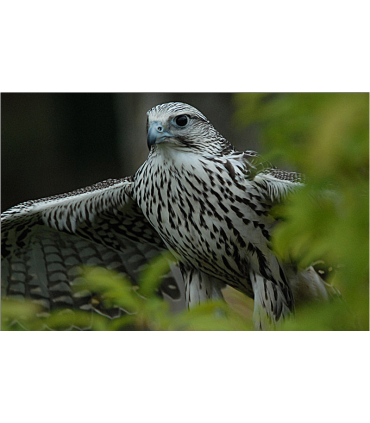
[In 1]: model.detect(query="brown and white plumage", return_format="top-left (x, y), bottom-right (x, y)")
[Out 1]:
top-left (1, 102), bottom-right (335, 329)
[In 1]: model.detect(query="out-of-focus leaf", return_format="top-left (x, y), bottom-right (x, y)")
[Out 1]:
top-left (1, 299), bottom-right (42, 331)
top-left (138, 251), bottom-right (175, 298)
top-left (235, 92), bottom-right (369, 330)
top-left (79, 266), bottom-right (141, 313)
top-left (42, 309), bottom-right (109, 331)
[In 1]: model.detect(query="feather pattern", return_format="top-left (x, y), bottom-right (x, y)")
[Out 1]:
top-left (2, 178), bottom-right (184, 329)
top-left (2, 101), bottom-right (337, 330)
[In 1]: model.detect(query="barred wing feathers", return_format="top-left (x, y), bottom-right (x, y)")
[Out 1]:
top-left (241, 152), bottom-right (304, 204)
top-left (1, 178), bottom-right (184, 328)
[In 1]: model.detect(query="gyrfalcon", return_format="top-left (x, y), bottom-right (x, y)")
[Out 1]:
top-left (1, 102), bottom-right (335, 329)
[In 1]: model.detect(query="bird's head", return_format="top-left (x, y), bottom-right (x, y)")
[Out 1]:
top-left (146, 102), bottom-right (234, 155)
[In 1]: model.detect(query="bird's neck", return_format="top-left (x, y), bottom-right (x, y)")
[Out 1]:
top-left (146, 146), bottom-right (203, 173)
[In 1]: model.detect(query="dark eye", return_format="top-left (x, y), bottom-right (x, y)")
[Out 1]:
top-left (175, 115), bottom-right (189, 127)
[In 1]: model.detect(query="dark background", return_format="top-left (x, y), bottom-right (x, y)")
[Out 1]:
top-left (1, 93), bottom-right (261, 211)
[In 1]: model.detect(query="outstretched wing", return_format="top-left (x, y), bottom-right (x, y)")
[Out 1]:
top-left (254, 168), bottom-right (304, 204)
top-left (241, 151), bottom-right (304, 204)
top-left (1, 178), bottom-right (184, 329)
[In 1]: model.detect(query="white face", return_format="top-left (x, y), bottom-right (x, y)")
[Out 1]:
top-left (146, 102), bottom-right (228, 154)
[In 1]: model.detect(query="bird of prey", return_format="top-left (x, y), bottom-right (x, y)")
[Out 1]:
top-left (1, 102), bottom-right (335, 330)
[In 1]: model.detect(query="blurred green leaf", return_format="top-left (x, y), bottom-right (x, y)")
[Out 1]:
top-left (235, 93), bottom-right (369, 330)
top-left (1, 299), bottom-right (42, 331)
top-left (138, 251), bottom-right (175, 298)
top-left (79, 266), bottom-right (141, 313)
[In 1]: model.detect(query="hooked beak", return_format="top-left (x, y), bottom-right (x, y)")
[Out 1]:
top-left (147, 122), bottom-right (173, 149)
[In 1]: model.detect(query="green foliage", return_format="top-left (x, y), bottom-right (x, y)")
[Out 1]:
top-left (2, 253), bottom-right (253, 331)
top-left (235, 93), bottom-right (369, 330)
top-left (2, 94), bottom-right (368, 330)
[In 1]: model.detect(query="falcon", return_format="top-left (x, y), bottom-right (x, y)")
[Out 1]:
top-left (1, 102), bottom-right (335, 329)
